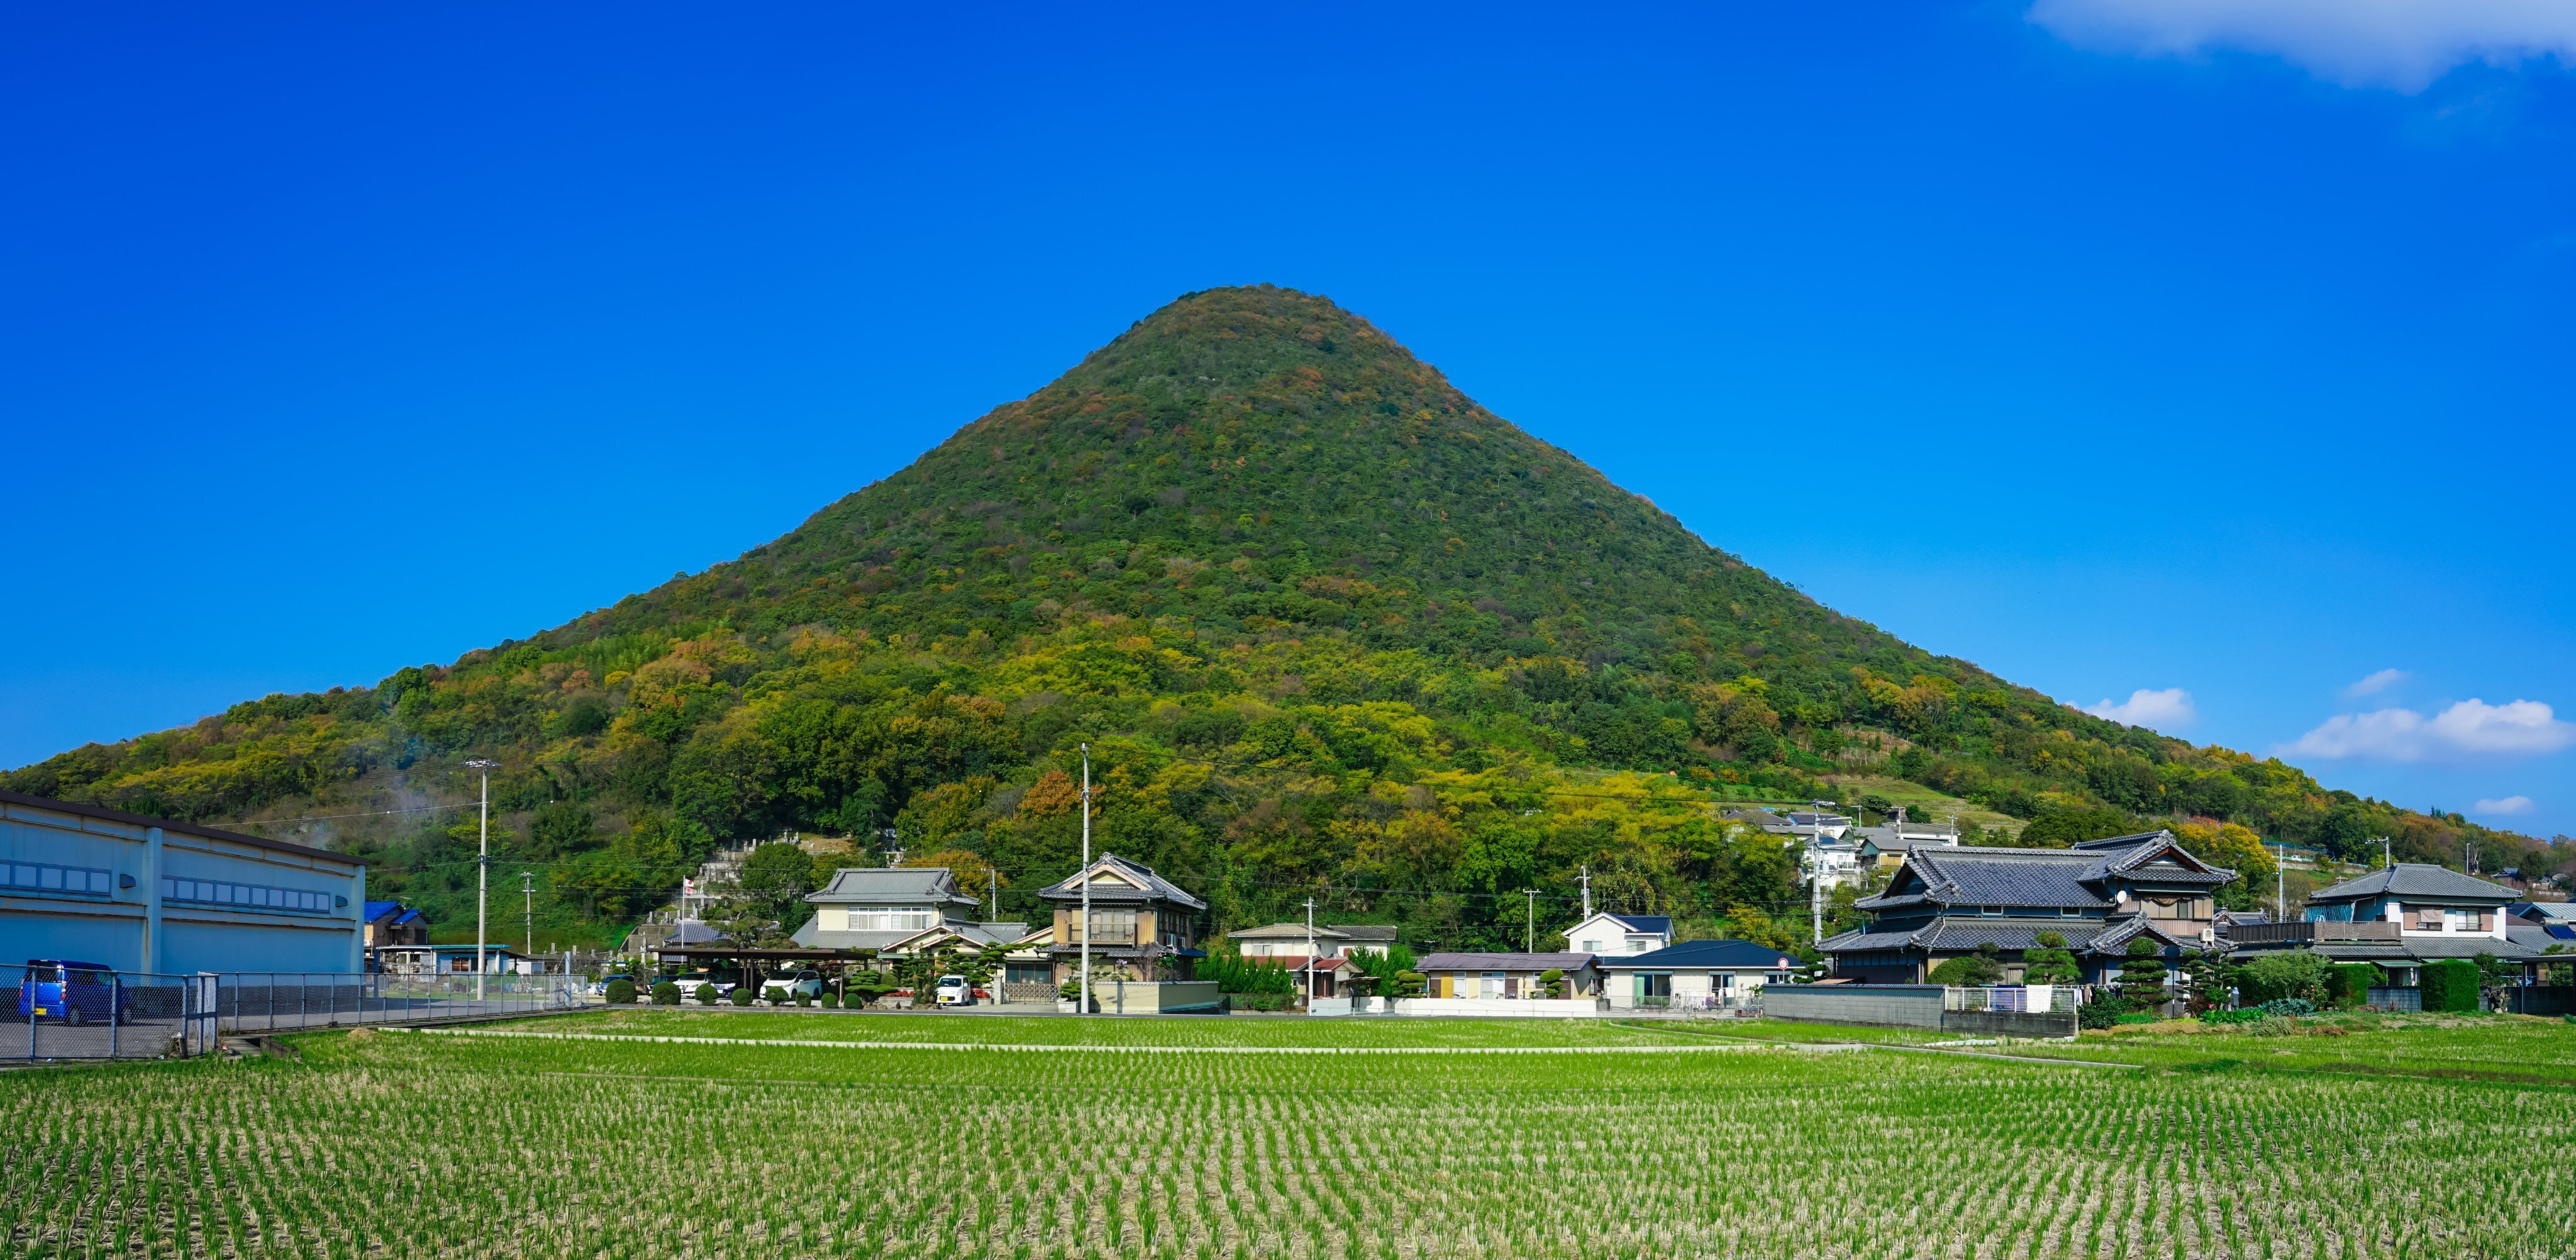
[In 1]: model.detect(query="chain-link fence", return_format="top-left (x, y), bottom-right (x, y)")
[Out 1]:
top-left (6, 964), bottom-right (217, 1061)
top-left (214, 972), bottom-right (586, 1034)
top-left (7, 964), bottom-right (586, 1061)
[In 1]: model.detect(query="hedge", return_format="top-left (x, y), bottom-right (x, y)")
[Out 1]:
top-left (603, 978), bottom-right (637, 1005)
top-left (2326, 964), bottom-right (2379, 1010)
top-left (2421, 959), bottom-right (2480, 1013)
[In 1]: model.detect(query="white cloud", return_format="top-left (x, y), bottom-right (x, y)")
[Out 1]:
top-left (2473, 794), bottom-right (2536, 815)
top-left (2283, 698), bottom-right (2576, 761)
top-left (2027, 0), bottom-right (2576, 91)
top-left (2344, 667), bottom-right (2407, 698)
top-left (2085, 687), bottom-right (2197, 728)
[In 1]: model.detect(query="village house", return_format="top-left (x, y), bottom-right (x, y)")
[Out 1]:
top-left (1597, 939), bottom-right (1802, 1009)
top-left (1414, 951), bottom-right (1601, 1000)
top-left (792, 866), bottom-right (997, 950)
top-left (1820, 830), bottom-right (2231, 984)
top-left (1226, 922), bottom-right (1400, 958)
top-left (1560, 912), bottom-right (1672, 957)
top-left (1037, 854), bottom-right (1207, 984)
top-left (2226, 864), bottom-right (2546, 986)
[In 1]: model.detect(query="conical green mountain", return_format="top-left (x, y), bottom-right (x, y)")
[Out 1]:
top-left (6, 286), bottom-right (2543, 948)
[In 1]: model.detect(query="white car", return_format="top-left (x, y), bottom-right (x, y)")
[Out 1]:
top-left (933, 974), bottom-right (975, 1007)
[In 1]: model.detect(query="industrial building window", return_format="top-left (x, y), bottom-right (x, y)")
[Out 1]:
top-left (7, 862), bottom-right (113, 896)
top-left (160, 877), bottom-right (333, 913)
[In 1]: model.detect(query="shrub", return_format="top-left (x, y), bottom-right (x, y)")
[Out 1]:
top-left (2199, 1007), bottom-right (2265, 1027)
top-left (2240, 951), bottom-right (2329, 1006)
top-left (819, 992), bottom-right (838, 1009)
top-left (2257, 998), bottom-right (2316, 1018)
top-left (604, 978), bottom-right (637, 1005)
top-left (1538, 969), bottom-right (1566, 999)
top-left (2324, 964), bottom-right (2378, 1010)
top-left (2024, 932), bottom-right (2082, 986)
top-left (730, 984), bottom-right (757, 1007)
top-left (690, 983), bottom-right (717, 1005)
top-left (2240, 1015), bottom-right (2294, 1037)
top-left (2112, 1012), bottom-right (2159, 1025)
top-left (2421, 959), bottom-right (2480, 1013)
top-left (2078, 993), bottom-right (2128, 1030)
top-left (762, 986), bottom-right (789, 1005)
top-left (650, 981), bottom-right (680, 1006)
top-left (1929, 943), bottom-right (2005, 986)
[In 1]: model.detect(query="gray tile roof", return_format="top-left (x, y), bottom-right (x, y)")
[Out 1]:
top-left (1598, 939), bottom-right (1805, 970)
top-left (1825, 914), bottom-right (2188, 957)
top-left (2512, 902), bottom-right (2576, 923)
top-left (1416, 952), bottom-right (1597, 972)
top-left (1863, 849), bottom-right (2116, 911)
top-left (1037, 853), bottom-right (1208, 911)
top-left (807, 867), bottom-right (980, 906)
top-left (2310, 864), bottom-right (2518, 905)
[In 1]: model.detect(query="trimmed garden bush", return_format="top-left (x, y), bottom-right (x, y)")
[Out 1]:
top-left (652, 981), bottom-right (680, 1006)
top-left (692, 984), bottom-right (719, 1005)
top-left (819, 992), bottom-right (838, 1009)
top-left (762, 986), bottom-right (789, 1005)
top-left (2421, 959), bottom-right (2480, 1013)
top-left (604, 978), bottom-right (637, 1005)
top-left (2257, 998), bottom-right (2316, 1018)
top-left (730, 984), bottom-right (758, 1007)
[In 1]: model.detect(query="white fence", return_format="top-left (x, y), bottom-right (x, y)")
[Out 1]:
top-left (1943, 984), bottom-right (2081, 1013)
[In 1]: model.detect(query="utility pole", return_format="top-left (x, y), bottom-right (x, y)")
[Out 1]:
top-left (519, 871), bottom-right (535, 957)
top-left (466, 758), bottom-right (497, 1000)
top-left (1304, 896), bottom-right (1317, 1007)
top-left (986, 864), bottom-right (999, 923)
top-left (1579, 866), bottom-right (1592, 918)
top-left (2376, 837), bottom-right (2392, 871)
top-left (1523, 889), bottom-right (1537, 953)
top-left (1811, 799), bottom-right (1836, 947)
top-left (1078, 743), bottom-right (1091, 1015)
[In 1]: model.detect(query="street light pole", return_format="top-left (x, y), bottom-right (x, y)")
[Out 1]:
top-left (519, 871), bottom-right (535, 958)
top-left (1078, 743), bottom-right (1091, 1016)
top-left (1304, 896), bottom-right (1317, 1008)
top-left (466, 759), bottom-right (497, 1000)
top-left (1523, 889), bottom-right (1536, 953)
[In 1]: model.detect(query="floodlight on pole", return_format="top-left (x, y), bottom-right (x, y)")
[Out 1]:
top-left (465, 758), bottom-right (499, 1000)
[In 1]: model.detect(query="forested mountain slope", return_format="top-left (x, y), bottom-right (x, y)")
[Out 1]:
top-left (8, 286), bottom-right (2554, 948)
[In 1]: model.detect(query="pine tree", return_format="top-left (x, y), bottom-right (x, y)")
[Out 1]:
top-left (2116, 939), bottom-right (2169, 1013)
top-left (2023, 932), bottom-right (2081, 984)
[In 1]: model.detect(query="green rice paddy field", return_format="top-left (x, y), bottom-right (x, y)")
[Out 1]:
top-left (9, 1011), bottom-right (2576, 1259)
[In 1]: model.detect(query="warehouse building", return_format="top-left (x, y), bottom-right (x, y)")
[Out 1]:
top-left (1, 790), bottom-right (365, 976)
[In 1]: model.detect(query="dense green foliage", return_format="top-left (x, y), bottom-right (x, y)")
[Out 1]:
top-left (2421, 959), bottom-right (2481, 1013)
top-left (4, 286), bottom-right (2555, 949)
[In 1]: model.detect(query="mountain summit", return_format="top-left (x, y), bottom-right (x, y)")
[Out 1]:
top-left (6, 285), bottom-right (2544, 946)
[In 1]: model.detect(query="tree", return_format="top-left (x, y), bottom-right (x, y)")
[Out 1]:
top-left (2023, 932), bottom-right (2081, 985)
top-left (2472, 952), bottom-right (2515, 1013)
top-left (2179, 947), bottom-right (2226, 1015)
top-left (2240, 950), bottom-right (2328, 1006)
top-left (2019, 808), bottom-right (2140, 849)
top-left (738, 842), bottom-right (818, 930)
top-left (2116, 939), bottom-right (2168, 1013)
top-left (1538, 968), bottom-right (1567, 998)
top-left (1929, 942), bottom-right (2005, 986)
top-left (2173, 822), bottom-right (2277, 912)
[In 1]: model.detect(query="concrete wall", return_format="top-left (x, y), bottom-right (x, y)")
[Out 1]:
top-left (1392, 997), bottom-right (1603, 1018)
top-left (1762, 985), bottom-right (2077, 1037)
top-left (1095, 980), bottom-right (1223, 1013)
top-left (1, 795), bottom-right (364, 976)
top-left (1762, 984), bottom-right (1946, 1029)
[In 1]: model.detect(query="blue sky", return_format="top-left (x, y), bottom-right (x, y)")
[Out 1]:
top-left (4, 4), bottom-right (2571, 836)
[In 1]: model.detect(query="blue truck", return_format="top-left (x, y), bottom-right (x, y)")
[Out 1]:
top-left (18, 960), bottom-right (135, 1025)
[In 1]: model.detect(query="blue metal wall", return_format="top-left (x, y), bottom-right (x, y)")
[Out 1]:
top-left (0, 794), bottom-right (364, 976)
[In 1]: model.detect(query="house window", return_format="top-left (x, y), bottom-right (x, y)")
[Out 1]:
top-left (1481, 973), bottom-right (1504, 998)
top-left (1069, 910), bottom-right (1138, 944)
top-left (2058, 908), bottom-right (2082, 918)
top-left (1980, 906), bottom-right (2003, 917)
top-left (843, 906), bottom-right (937, 932)
top-left (2445, 910), bottom-right (2468, 932)
top-left (1581, 939), bottom-right (1601, 952)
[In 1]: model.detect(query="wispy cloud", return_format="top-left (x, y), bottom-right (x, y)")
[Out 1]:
top-left (2027, 0), bottom-right (2576, 91)
top-left (2085, 687), bottom-right (2197, 729)
top-left (2473, 794), bottom-right (2536, 815)
top-left (2344, 667), bottom-right (2407, 698)
top-left (2283, 698), bottom-right (2576, 761)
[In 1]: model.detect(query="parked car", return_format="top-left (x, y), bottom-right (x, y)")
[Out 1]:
top-left (664, 972), bottom-right (736, 1000)
top-left (587, 974), bottom-right (640, 997)
top-left (764, 971), bottom-right (825, 1000)
top-left (934, 974), bottom-right (975, 1007)
top-left (18, 959), bottom-right (134, 1025)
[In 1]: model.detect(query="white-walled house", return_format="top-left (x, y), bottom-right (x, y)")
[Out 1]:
top-left (1226, 922), bottom-right (1399, 958)
top-left (1597, 939), bottom-right (1802, 1009)
top-left (1561, 913), bottom-right (1671, 957)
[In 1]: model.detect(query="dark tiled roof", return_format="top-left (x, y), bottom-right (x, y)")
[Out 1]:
top-left (1869, 849), bottom-right (2116, 911)
top-left (1826, 915), bottom-right (2185, 957)
top-left (1598, 939), bottom-right (1803, 970)
top-left (1607, 914), bottom-right (1672, 935)
top-left (1037, 854), bottom-right (1208, 910)
top-left (1417, 952), bottom-right (1597, 972)
top-left (2310, 864), bottom-right (2517, 904)
top-left (808, 867), bottom-right (979, 906)
top-left (1335, 925), bottom-right (1402, 941)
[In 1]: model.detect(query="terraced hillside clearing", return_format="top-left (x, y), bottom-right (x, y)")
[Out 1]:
top-left (8, 1013), bottom-right (2574, 1259)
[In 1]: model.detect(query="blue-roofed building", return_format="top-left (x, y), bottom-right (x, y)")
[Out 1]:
top-left (1598, 938), bottom-right (1804, 1009)
top-left (1561, 912), bottom-right (1672, 957)
top-left (360, 901), bottom-right (428, 966)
